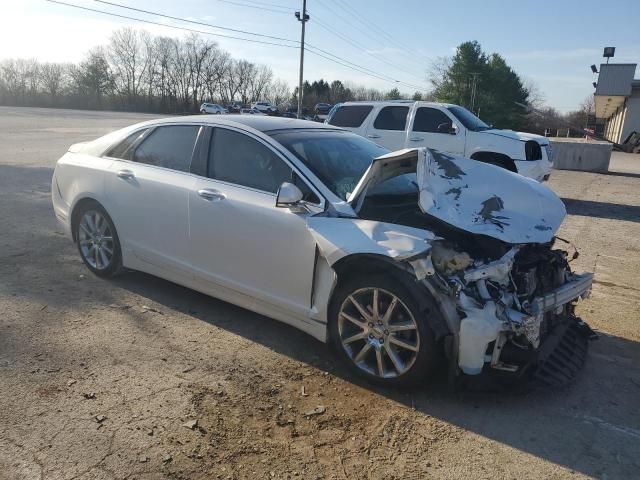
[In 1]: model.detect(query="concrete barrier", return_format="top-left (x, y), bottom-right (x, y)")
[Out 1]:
top-left (549, 138), bottom-right (612, 173)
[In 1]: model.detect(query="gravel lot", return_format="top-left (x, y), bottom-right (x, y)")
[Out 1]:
top-left (1, 106), bottom-right (639, 480)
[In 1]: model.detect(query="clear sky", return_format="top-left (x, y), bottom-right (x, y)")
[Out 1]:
top-left (2, 0), bottom-right (639, 112)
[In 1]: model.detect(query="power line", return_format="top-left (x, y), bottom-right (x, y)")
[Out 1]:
top-left (45, 0), bottom-right (299, 48)
top-left (309, 16), bottom-right (427, 85)
top-left (48, 0), bottom-right (426, 91)
top-left (210, 0), bottom-right (290, 14)
top-left (328, 0), bottom-right (433, 66)
top-left (304, 48), bottom-right (403, 85)
top-left (94, 0), bottom-right (420, 88)
top-left (230, 0), bottom-right (293, 11)
top-left (305, 47), bottom-right (427, 91)
top-left (94, 0), bottom-right (298, 43)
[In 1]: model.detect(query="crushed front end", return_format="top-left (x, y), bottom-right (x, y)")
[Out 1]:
top-left (413, 240), bottom-right (595, 386)
top-left (347, 147), bottom-right (596, 387)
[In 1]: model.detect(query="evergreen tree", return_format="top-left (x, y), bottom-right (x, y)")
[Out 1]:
top-left (431, 41), bottom-right (529, 129)
top-left (385, 87), bottom-right (402, 100)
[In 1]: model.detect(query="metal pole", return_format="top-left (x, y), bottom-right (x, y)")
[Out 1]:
top-left (296, 0), bottom-right (308, 119)
top-left (469, 72), bottom-right (480, 114)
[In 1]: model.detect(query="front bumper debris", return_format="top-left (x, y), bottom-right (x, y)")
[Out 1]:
top-left (529, 273), bottom-right (593, 315)
top-left (532, 316), bottom-right (593, 387)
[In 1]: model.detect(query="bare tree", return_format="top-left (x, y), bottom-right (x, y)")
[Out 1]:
top-left (184, 34), bottom-right (217, 110)
top-left (40, 62), bottom-right (67, 98)
top-left (0, 27), bottom-right (423, 114)
top-left (522, 78), bottom-right (545, 109)
top-left (0, 59), bottom-right (27, 97)
top-left (248, 64), bottom-right (273, 102)
top-left (108, 28), bottom-right (149, 105)
top-left (205, 49), bottom-right (233, 103)
top-left (265, 79), bottom-right (290, 109)
top-left (428, 56), bottom-right (452, 91)
top-left (235, 60), bottom-right (256, 104)
top-left (151, 36), bottom-right (178, 110)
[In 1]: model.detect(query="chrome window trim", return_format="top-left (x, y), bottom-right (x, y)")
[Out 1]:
top-left (102, 120), bottom-right (330, 211)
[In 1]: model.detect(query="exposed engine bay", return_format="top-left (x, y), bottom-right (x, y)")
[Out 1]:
top-left (349, 148), bottom-right (595, 384)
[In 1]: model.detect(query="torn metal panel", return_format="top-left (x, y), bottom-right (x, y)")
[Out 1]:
top-left (306, 217), bottom-right (435, 266)
top-left (309, 252), bottom-right (337, 334)
top-left (417, 148), bottom-right (566, 244)
top-left (347, 148), bottom-right (419, 211)
top-left (348, 147), bottom-right (566, 244)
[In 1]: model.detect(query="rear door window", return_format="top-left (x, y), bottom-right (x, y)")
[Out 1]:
top-left (132, 125), bottom-right (200, 172)
top-left (105, 129), bottom-right (149, 160)
top-left (328, 105), bottom-right (373, 127)
top-left (373, 106), bottom-right (409, 131)
top-left (208, 128), bottom-right (292, 194)
top-left (412, 107), bottom-right (452, 133)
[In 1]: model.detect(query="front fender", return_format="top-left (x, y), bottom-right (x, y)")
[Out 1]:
top-left (306, 217), bottom-right (435, 266)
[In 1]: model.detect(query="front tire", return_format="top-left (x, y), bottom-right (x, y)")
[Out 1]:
top-left (74, 201), bottom-right (123, 278)
top-left (329, 274), bottom-right (439, 388)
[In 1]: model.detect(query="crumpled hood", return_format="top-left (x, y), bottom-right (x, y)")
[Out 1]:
top-left (349, 148), bottom-right (566, 244)
top-left (483, 129), bottom-right (548, 144)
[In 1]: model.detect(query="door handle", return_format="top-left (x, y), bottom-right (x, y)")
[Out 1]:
top-left (198, 189), bottom-right (226, 201)
top-left (409, 137), bottom-right (424, 142)
top-left (116, 169), bottom-right (135, 179)
top-left (366, 134), bottom-right (381, 139)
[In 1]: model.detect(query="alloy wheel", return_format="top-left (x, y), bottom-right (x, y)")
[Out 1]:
top-left (338, 287), bottom-right (420, 378)
top-left (78, 210), bottom-right (114, 270)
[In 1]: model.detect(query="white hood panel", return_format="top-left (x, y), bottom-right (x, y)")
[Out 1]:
top-left (417, 148), bottom-right (566, 244)
top-left (348, 147), bottom-right (566, 244)
top-left (484, 129), bottom-right (548, 144)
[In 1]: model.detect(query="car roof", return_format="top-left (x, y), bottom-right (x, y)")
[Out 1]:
top-left (137, 114), bottom-right (342, 133)
top-left (338, 100), bottom-right (457, 108)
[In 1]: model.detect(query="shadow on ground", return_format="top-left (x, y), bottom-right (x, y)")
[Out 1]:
top-left (112, 269), bottom-right (640, 479)
top-left (562, 197), bottom-right (640, 223)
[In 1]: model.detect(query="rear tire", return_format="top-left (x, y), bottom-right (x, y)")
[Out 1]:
top-left (73, 201), bottom-right (123, 278)
top-left (328, 273), bottom-right (439, 388)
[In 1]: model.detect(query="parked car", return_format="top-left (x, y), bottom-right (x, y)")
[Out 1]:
top-left (314, 103), bottom-right (332, 115)
top-left (240, 108), bottom-right (267, 115)
top-left (52, 116), bottom-right (594, 387)
top-left (226, 102), bottom-right (244, 113)
top-left (200, 103), bottom-right (227, 114)
top-left (327, 101), bottom-right (553, 182)
top-left (251, 101), bottom-right (278, 115)
top-left (313, 103), bottom-right (332, 123)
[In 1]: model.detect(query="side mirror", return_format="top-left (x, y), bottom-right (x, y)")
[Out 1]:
top-left (437, 122), bottom-right (456, 134)
top-left (276, 182), bottom-right (303, 208)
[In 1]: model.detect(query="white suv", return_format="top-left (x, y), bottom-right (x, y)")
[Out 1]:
top-left (251, 101), bottom-right (277, 115)
top-left (327, 101), bottom-right (553, 181)
top-left (200, 103), bottom-right (227, 114)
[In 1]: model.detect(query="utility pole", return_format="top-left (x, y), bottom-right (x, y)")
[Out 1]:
top-left (469, 72), bottom-right (480, 114)
top-left (295, 0), bottom-right (309, 118)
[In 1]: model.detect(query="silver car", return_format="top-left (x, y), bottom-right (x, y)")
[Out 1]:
top-left (51, 116), bottom-right (594, 387)
top-left (200, 103), bottom-right (227, 114)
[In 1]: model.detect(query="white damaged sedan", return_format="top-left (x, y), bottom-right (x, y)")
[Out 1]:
top-left (52, 116), bottom-right (594, 387)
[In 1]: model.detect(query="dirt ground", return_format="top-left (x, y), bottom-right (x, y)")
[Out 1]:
top-left (1, 106), bottom-right (639, 480)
